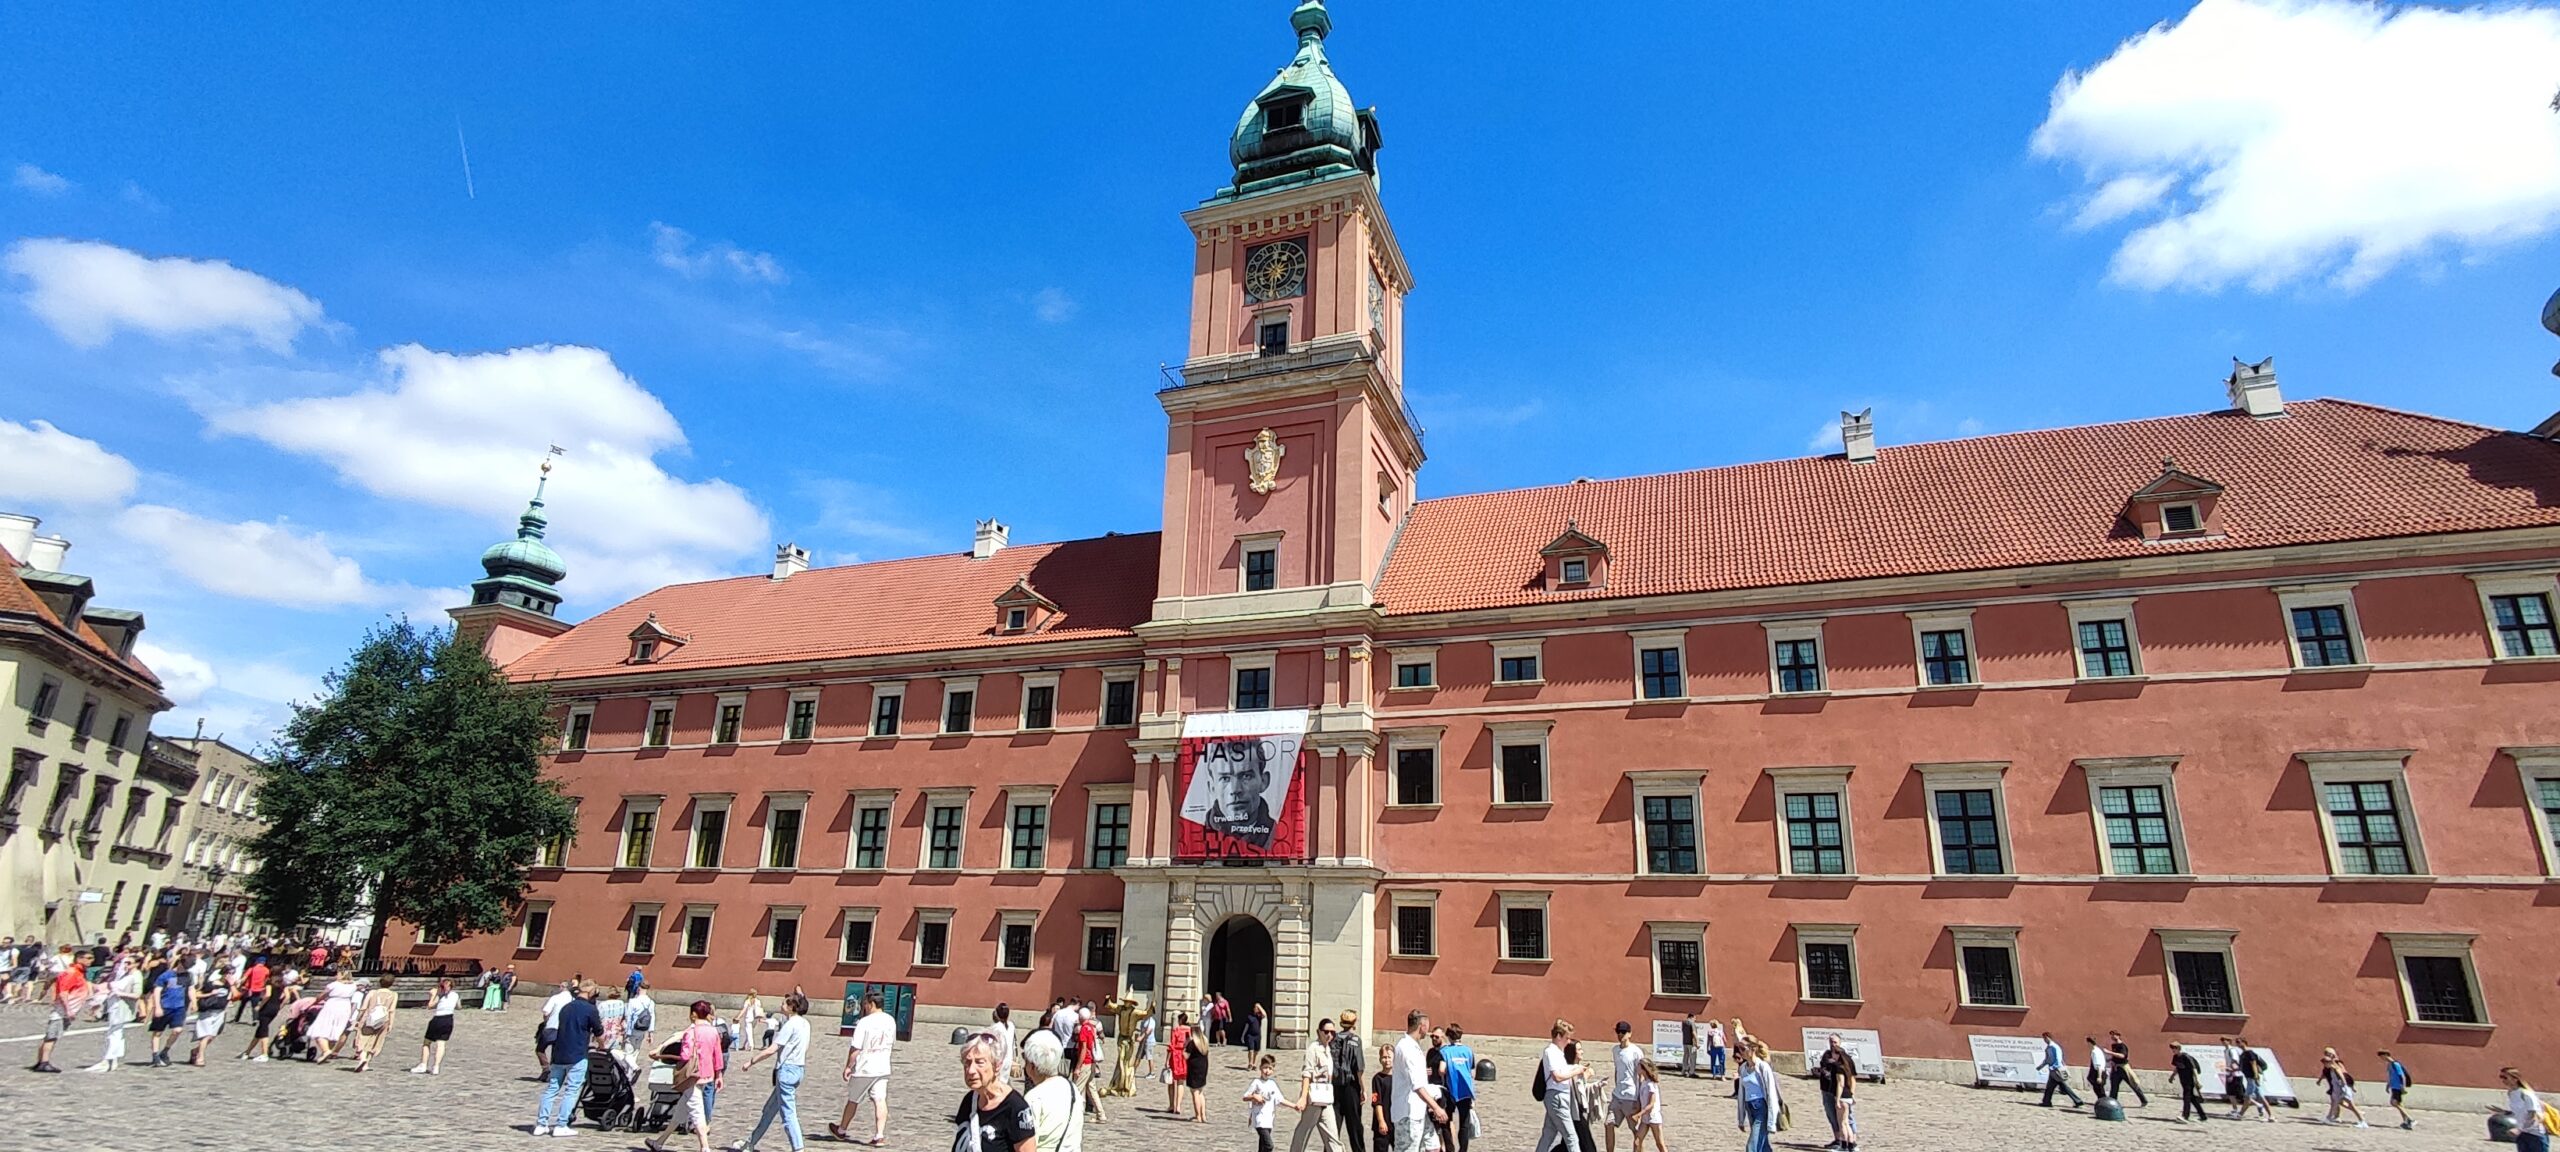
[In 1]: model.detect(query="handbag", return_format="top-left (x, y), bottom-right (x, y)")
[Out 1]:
top-left (1775, 1099), bottom-right (1792, 1132)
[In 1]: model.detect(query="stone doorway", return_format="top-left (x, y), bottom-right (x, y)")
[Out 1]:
top-left (1204, 915), bottom-right (1275, 1040)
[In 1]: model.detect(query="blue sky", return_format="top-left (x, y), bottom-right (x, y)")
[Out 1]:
top-left (4, 1), bottom-right (2558, 745)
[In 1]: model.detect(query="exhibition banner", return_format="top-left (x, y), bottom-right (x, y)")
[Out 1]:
top-left (1799, 1028), bottom-right (1886, 1078)
top-left (1966, 1035), bottom-right (2049, 1088)
top-left (1174, 709), bottom-right (1310, 861)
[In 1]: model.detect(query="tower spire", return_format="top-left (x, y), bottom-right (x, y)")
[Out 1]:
top-left (466, 448), bottom-right (570, 618)
top-left (1292, 0), bottom-right (1330, 44)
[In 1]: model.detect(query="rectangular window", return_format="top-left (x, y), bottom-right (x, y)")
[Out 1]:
top-left (1233, 667), bottom-right (1272, 711)
top-left (927, 804), bottom-right (964, 869)
top-left (1394, 747), bottom-right (1437, 806)
top-left (646, 705), bottom-right (674, 747)
top-left (1089, 802), bottom-right (1130, 869)
top-left (999, 918), bottom-right (1035, 971)
top-left (1642, 795), bottom-right (1699, 875)
top-left (1498, 742), bottom-right (1545, 805)
top-left (73, 697), bottom-right (97, 739)
top-left (1638, 646), bottom-right (1683, 700)
top-left (2492, 593), bottom-right (2560, 657)
top-left (681, 909), bottom-right (713, 957)
top-left (1933, 789), bottom-right (2005, 874)
top-left (1393, 660), bottom-right (1434, 688)
top-left (1560, 557), bottom-right (1588, 584)
top-left (1959, 944), bottom-right (2021, 1008)
top-left (1502, 904), bottom-right (1547, 961)
top-left (1803, 941), bottom-right (1856, 1000)
top-left (917, 914), bottom-right (950, 967)
top-left (522, 903), bottom-right (552, 950)
top-left (1921, 629), bottom-right (1973, 685)
top-left (1102, 678), bottom-right (1136, 727)
top-left (767, 909), bottom-right (800, 961)
top-left (1257, 318), bottom-right (1288, 356)
top-left (105, 880), bottom-right (127, 928)
top-left (1022, 684), bottom-right (1055, 730)
top-left (1498, 654), bottom-right (1541, 682)
top-left (1393, 904), bottom-right (1435, 958)
top-left (2538, 776), bottom-right (2560, 867)
top-left (2291, 605), bottom-right (2359, 667)
top-left (1243, 546), bottom-right (1277, 591)
top-left (714, 701), bottom-right (743, 744)
top-left (30, 678), bottom-right (59, 721)
top-left (1784, 792), bottom-right (1848, 875)
top-left (107, 714), bottom-right (131, 751)
top-left (2401, 954), bottom-right (2479, 1025)
top-left (2077, 620), bottom-right (2136, 678)
top-left (1009, 803), bottom-right (1048, 869)
top-left (942, 689), bottom-right (974, 734)
top-left (2323, 780), bottom-right (2413, 875)
top-left (621, 808), bottom-right (656, 869)
top-left (1005, 607), bottom-right (1028, 632)
top-left (630, 908), bottom-right (660, 956)
top-left (690, 805), bottom-right (727, 869)
top-left (765, 804), bottom-right (802, 870)
top-left (2099, 785), bottom-right (2180, 875)
top-left (841, 911), bottom-right (875, 964)
top-left (788, 696), bottom-right (818, 741)
top-left (1655, 935), bottom-right (1704, 997)
top-left (1774, 638), bottom-right (1823, 693)
top-left (2161, 502), bottom-right (2202, 534)
top-left (1083, 922), bottom-right (1118, 974)
top-left (853, 806), bottom-right (891, 870)
top-left (871, 689), bottom-right (903, 736)
top-left (2169, 949), bottom-right (2236, 1015)
top-left (566, 711), bottom-right (592, 751)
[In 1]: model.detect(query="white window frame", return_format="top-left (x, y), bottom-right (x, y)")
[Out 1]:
top-left (1084, 783), bottom-right (1134, 871)
top-left (939, 676), bottom-right (979, 735)
top-left (840, 906), bottom-right (878, 964)
top-left (2504, 746), bottom-right (2560, 877)
top-left (765, 905), bottom-right (805, 962)
top-left (760, 791), bottom-right (809, 871)
top-left (2062, 597), bottom-right (2144, 679)
top-left (1559, 556), bottom-right (1590, 585)
top-left (1004, 606), bottom-right (1030, 633)
top-left (1238, 531), bottom-right (1284, 593)
top-left (1493, 639), bottom-right (1545, 685)
top-left (1948, 925), bottom-right (2026, 1010)
top-left (1628, 770), bottom-right (1708, 876)
top-left (1487, 720), bottom-right (1554, 807)
top-left (2301, 749), bottom-right (2429, 878)
top-left (1385, 727), bottom-right (1445, 809)
top-left (1793, 923), bottom-right (1862, 1003)
top-left (913, 908), bottom-right (954, 968)
top-left (1763, 620), bottom-right (1827, 695)
top-left (686, 794), bottom-right (733, 870)
top-left (1229, 650), bottom-right (1276, 711)
top-left (2276, 582), bottom-right (2369, 669)
top-left (1388, 889), bottom-right (1439, 959)
top-left (628, 902), bottom-right (664, 956)
top-left (1080, 911), bottom-right (1122, 975)
top-left (1915, 762), bottom-right (2015, 879)
top-left (618, 796), bottom-right (663, 870)
top-left (869, 682), bottom-right (906, 738)
top-left (712, 692), bottom-right (747, 744)
top-left (1100, 668), bottom-right (1140, 727)
top-left (785, 688), bottom-right (821, 742)
top-left (1630, 628), bottom-right (1690, 702)
top-left (2160, 501), bottom-right (2204, 535)
top-left (847, 788), bottom-right (897, 871)
top-left (1018, 673), bottom-right (1060, 731)
top-left (679, 905), bottom-right (715, 958)
top-left (2077, 756), bottom-right (2192, 877)
top-left (995, 909), bottom-right (1038, 972)
top-left (2382, 932), bottom-right (2490, 1029)
top-left (2471, 572), bottom-right (2560, 660)
top-left (1646, 920), bottom-right (1709, 999)
top-left (1497, 889), bottom-right (1551, 963)
top-left (564, 705), bottom-right (596, 751)
top-left (1387, 646), bottom-right (1439, 691)
top-left (1908, 609), bottom-right (1979, 687)
top-left (646, 698), bottom-right (678, 747)
top-left (2154, 928), bottom-right (2245, 1018)
top-left (1003, 784), bottom-right (1056, 871)
top-left (1767, 765), bottom-right (1856, 877)
top-left (920, 786), bottom-right (972, 871)
top-left (520, 900), bottom-right (553, 950)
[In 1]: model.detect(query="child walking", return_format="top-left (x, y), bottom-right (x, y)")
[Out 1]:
top-left (1246, 1054), bottom-right (1283, 1152)
top-left (1631, 1057), bottom-right (1668, 1152)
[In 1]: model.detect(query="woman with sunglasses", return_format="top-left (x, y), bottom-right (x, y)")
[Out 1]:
top-left (1287, 1017), bottom-right (1346, 1152)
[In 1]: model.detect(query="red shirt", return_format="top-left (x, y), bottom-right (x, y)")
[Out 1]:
top-left (308, 946), bottom-right (328, 968)
top-left (51, 967), bottom-right (88, 1009)
top-left (243, 963), bottom-right (269, 994)
top-left (1077, 1019), bottom-right (1099, 1066)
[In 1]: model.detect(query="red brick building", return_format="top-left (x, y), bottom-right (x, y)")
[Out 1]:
top-left (411, 3), bottom-right (2560, 1085)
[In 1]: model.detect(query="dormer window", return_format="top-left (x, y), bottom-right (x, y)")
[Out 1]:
top-left (1539, 521), bottom-right (1609, 591)
top-left (1264, 99), bottom-right (1304, 133)
top-left (625, 612), bottom-right (686, 665)
top-left (2126, 459), bottom-right (2225, 542)
top-left (633, 639), bottom-right (658, 663)
top-left (1561, 558), bottom-right (1588, 585)
top-left (2161, 503), bottom-right (2201, 535)
top-left (992, 577), bottom-right (1060, 636)
top-left (1006, 608), bottom-right (1028, 632)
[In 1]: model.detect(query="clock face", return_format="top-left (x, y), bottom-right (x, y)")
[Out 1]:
top-left (1244, 240), bottom-right (1307, 304)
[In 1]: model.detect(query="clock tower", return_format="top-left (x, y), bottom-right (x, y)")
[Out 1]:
top-left (1150, 0), bottom-right (1421, 627)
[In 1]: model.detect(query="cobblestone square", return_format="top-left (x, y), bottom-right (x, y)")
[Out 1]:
top-left (2, 1006), bottom-right (2504, 1152)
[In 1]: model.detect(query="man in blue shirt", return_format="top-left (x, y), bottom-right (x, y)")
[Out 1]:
top-left (1439, 1024), bottom-right (1477, 1152)
top-left (2379, 1050), bottom-right (2413, 1130)
top-left (2037, 1031), bottom-right (2082, 1108)
top-left (534, 981), bottom-right (605, 1136)
top-left (149, 962), bottom-right (191, 1067)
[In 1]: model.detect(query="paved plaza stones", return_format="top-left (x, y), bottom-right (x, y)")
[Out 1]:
top-left (1, 1005), bottom-right (2504, 1152)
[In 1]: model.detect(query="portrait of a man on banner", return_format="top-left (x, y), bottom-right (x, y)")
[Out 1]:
top-left (1175, 709), bottom-right (1309, 857)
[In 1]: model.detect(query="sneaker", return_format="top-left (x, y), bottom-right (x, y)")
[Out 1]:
top-left (533, 1127), bottom-right (551, 1137)
top-left (644, 1138), bottom-right (667, 1152)
top-left (553, 1129), bottom-right (578, 1139)
top-left (410, 1064), bottom-right (429, 1074)
top-left (251, 1055), bottom-right (269, 1062)
top-left (2355, 1122), bottom-right (2370, 1129)
top-left (2401, 1120), bottom-right (2414, 1130)
top-left (31, 1063), bottom-right (61, 1073)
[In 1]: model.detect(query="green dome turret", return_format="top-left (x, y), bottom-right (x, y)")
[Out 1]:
top-left (469, 457), bottom-right (568, 617)
top-left (1218, 0), bottom-right (1382, 200)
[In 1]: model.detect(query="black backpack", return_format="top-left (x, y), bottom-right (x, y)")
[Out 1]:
top-left (1531, 1055), bottom-right (1549, 1101)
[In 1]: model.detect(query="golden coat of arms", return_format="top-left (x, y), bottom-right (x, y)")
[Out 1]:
top-left (1244, 427), bottom-right (1285, 495)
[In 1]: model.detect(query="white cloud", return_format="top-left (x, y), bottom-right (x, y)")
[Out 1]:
top-left (5, 238), bottom-right (324, 351)
top-left (649, 221), bottom-right (785, 284)
top-left (1032, 287), bottom-right (1078, 323)
top-left (224, 660), bottom-right (324, 706)
top-left (12, 164), bottom-right (72, 196)
top-left (0, 419), bottom-right (139, 507)
top-left (204, 342), bottom-right (769, 603)
top-left (114, 504), bottom-right (378, 607)
top-left (2033, 0), bottom-right (2560, 291)
top-left (134, 640), bottom-right (217, 706)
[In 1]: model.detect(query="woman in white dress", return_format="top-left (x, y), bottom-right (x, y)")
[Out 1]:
top-left (306, 970), bottom-right (361, 1062)
top-left (734, 990), bottom-right (766, 1053)
top-left (83, 960), bottom-right (143, 1072)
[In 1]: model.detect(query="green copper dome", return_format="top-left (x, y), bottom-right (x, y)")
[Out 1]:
top-left (469, 470), bottom-right (567, 616)
top-left (1219, 0), bottom-right (1381, 199)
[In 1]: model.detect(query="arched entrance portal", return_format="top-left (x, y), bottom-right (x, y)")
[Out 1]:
top-left (1203, 916), bottom-right (1275, 1033)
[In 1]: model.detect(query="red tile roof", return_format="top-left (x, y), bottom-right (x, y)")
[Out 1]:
top-left (1374, 399), bottom-right (2560, 614)
top-left (506, 533), bottom-right (1159, 682)
top-left (0, 544), bottom-right (161, 686)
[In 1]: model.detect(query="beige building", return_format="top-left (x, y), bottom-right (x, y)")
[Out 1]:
top-left (158, 736), bottom-right (265, 937)
top-left (1, 513), bottom-right (179, 945)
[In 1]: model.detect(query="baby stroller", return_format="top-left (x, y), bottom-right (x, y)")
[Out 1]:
top-left (273, 996), bottom-right (325, 1062)
top-left (579, 1048), bottom-right (641, 1130)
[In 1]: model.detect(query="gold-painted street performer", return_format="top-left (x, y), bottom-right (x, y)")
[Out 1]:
top-left (1104, 993), bottom-right (1154, 1096)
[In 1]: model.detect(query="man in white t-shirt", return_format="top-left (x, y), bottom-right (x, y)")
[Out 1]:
top-left (835, 990), bottom-right (897, 1144)
top-left (1388, 1010), bottom-right (1445, 1152)
top-left (1606, 1021), bottom-right (1644, 1150)
top-left (1536, 1021), bottom-right (1582, 1152)
top-left (538, 981), bottom-right (576, 1073)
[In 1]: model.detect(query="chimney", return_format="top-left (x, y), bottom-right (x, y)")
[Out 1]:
top-left (1841, 408), bottom-right (1877, 464)
top-left (972, 518), bottom-right (1010, 560)
top-left (24, 533), bottom-right (70, 571)
top-left (0, 513), bottom-right (35, 562)
top-left (2225, 356), bottom-right (2284, 418)
top-left (771, 542), bottom-right (810, 581)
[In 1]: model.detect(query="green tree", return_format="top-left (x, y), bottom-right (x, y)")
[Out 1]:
top-left (245, 618), bottom-right (574, 956)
